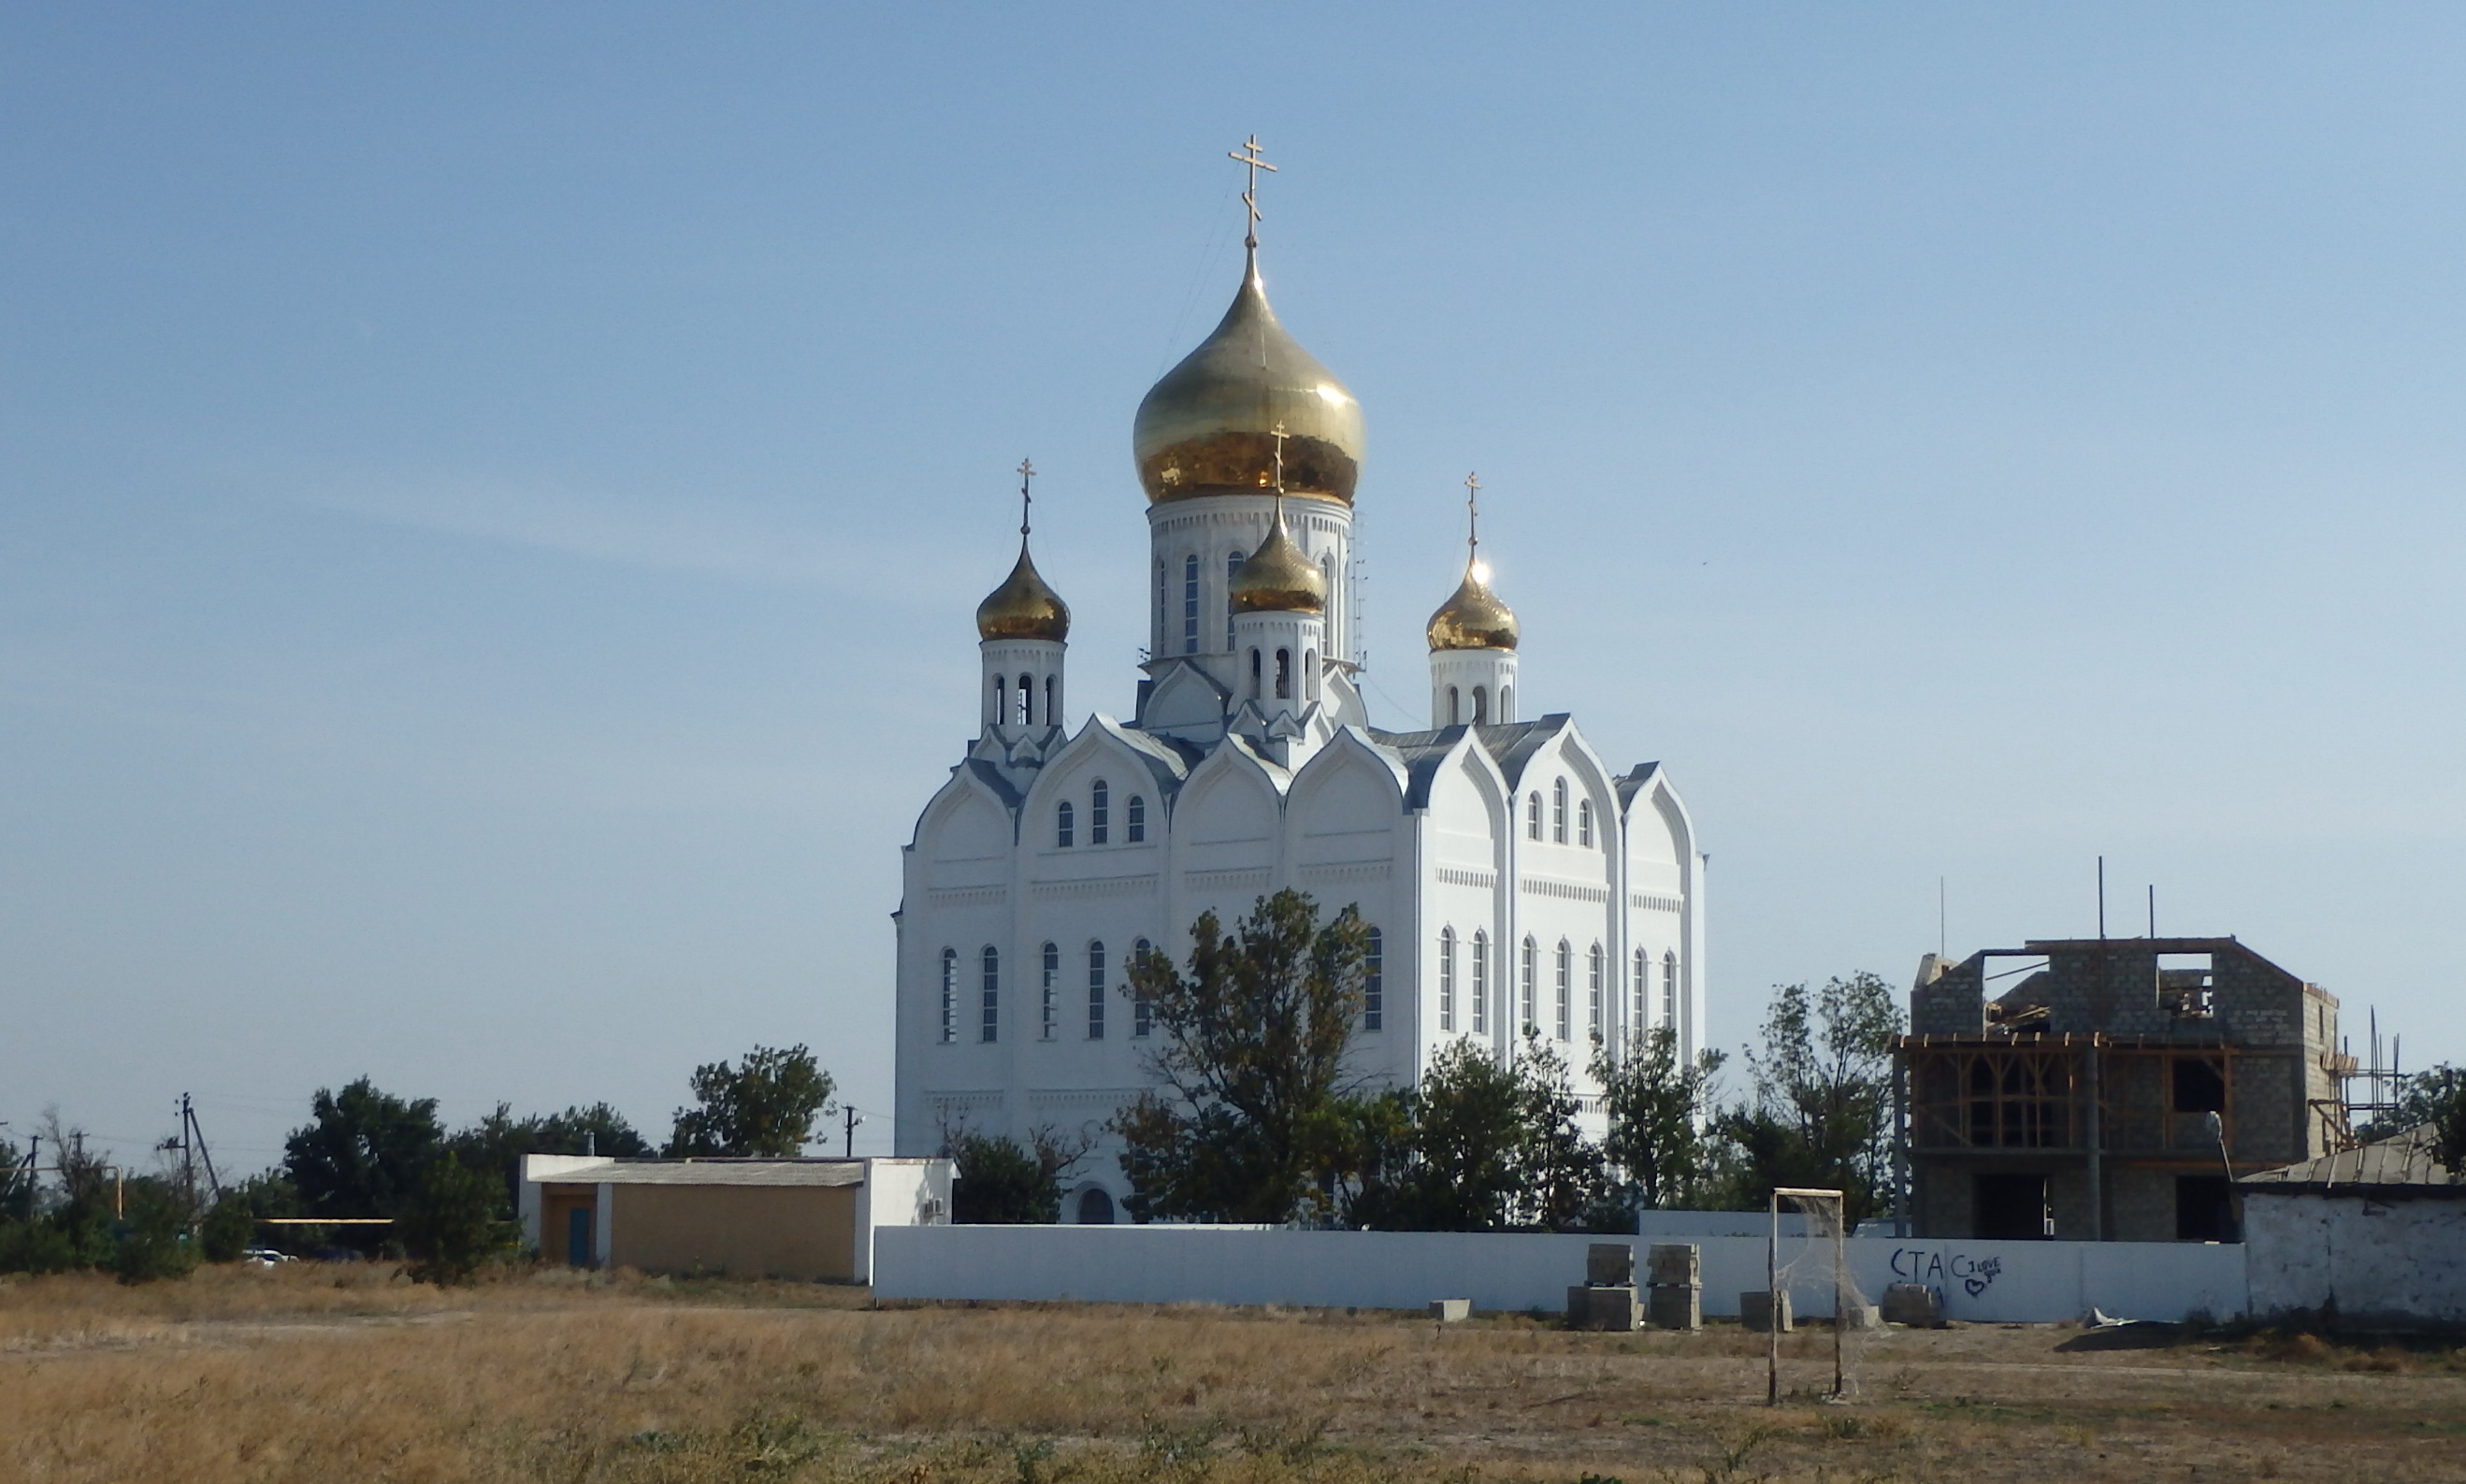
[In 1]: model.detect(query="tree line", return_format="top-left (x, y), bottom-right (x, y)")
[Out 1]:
top-left (945, 890), bottom-right (1906, 1232)
top-left (0, 1044), bottom-right (837, 1285)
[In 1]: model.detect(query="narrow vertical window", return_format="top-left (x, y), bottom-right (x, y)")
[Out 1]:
top-left (1056, 800), bottom-right (1074, 848)
top-left (1040, 942), bottom-right (1060, 1040)
top-left (1182, 555), bottom-right (1200, 654)
top-left (1448, 686), bottom-right (1461, 726)
top-left (1499, 684), bottom-right (1511, 721)
top-left (1275, 648), bottom-right (1291, 700)
top-left (1363, 927), bottom-right (1384, 1031)
top-left (1437, 928), bottom-right (1456, 1031)
top-left (1579, 800), bottom-right (1594, 848)
top-left (1520, 936), bottom-right (1538, 1031)
top-left (1588, 943), bottom-right (1605, 1040)
top-left (939, 947), bottom-right (957, 1044)
top-left (1248, 647), bottom-right (1262, 699)
top-left (1471, 930), bottom-right (1490, 1034)
top-left (1018, 674), bottom-right (1034, 726)
top-left (1305, 650), bottom-right (1317, 700)
top-left (1227, 551), bottom-right (1244, 649)
top-left (1126, 795), bottom-right (1146, 843)
top-left (990, 677), bottom-right (1004, 723)
top-left (1527, 792), bottom-right (1542, 841)
top-left (1087, 941), bottom-right (1107, 1039)
top-left (1472, 685), bottom-right (1488, 723)
top-left (1662, 950), bottom-right (1679, 1030)
top-left (1552, 779), bottom-right (1568, 843)
top-left (1089, 779), bottom-right (1109, 844)
top-left (1132, 938), bottom-right (1155, 1036)
top-left (1634, 947), bottom-right (1649, 1030)
top-left (980, 945), bottom-right (1001, 1044)
top-left (1045, 674), bottom-right (1058, 728)
top-left (1554, 940), bottom-right (1573, 1041)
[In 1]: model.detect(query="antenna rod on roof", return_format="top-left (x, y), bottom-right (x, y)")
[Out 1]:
top-left (2148, 884), bottom-right (2156, 939)
top-left (2097, 856), bottom-right (2106, 940)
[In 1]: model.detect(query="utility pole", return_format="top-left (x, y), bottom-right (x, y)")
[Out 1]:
top-left (844, 1106), bottom-right (864, 1160)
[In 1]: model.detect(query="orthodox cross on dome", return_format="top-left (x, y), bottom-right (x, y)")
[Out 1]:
top-left (1228, 135), bottom-right (1276, 252)
top-left (1464, 471), bottom-right (1481, 556)
top-left (1017, 456), bottom-right (1035, 538)
top-left (1270, 423), bottom-right (1289, 496)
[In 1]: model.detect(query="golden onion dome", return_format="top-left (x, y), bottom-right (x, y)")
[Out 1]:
top-left (1229, 502), bottom-right (1328, 614)
top-left (1132, 252), bottom-right (1364, 506)
top-left (1426, 560), bottom-right (1518, 651)
top-left (974, 540), bottom-right (1071, 642)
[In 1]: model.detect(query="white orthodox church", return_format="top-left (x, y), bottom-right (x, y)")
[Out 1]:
top-left (893, 182), bottom-right (1707, 1223)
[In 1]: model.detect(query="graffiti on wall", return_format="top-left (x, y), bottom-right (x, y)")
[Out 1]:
top-left (1890, 1247), bottom-right (2006, 1299)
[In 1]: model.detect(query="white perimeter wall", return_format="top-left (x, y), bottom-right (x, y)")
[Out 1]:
top-left (2246, 1192), bottom-right (2466, 1326)
top-left (875, 1225), bottom-right (2248, 1324)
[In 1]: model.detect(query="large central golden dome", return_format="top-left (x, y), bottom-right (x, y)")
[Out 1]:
top-left (1132, 253), bottom-right (1364, 505)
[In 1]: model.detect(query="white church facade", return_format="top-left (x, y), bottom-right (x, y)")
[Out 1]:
top-left (893, 186), bottom-right (1707, 1223)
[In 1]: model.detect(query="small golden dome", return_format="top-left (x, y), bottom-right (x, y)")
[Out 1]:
top-left (1132, 253), bottom-right (1364, 506)
top-left (1229, 502), bottom-right (1327, 614)
top-left (1426, 561), bottom-right (1518, 651)
top-left (975, 541), bottom-right (1071, 642)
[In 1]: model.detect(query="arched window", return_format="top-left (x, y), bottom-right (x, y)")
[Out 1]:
top-left (1076, 1187), bottom-right (1116, 1225)
top-left (1056, 800), bottom-right (1074, 848)
top-left (1305, 650), bottom-right (1317, 701)
top-left (1578, 800), bottom-right (1594, 848)
top-left (1662, 950), bottom-right (1679, 1030)
top-left (1087, 941), bottom-right (1106, 1039)
top-left (1472, 684), bottom-right (1488, 724)
top-left (1040, 942), bottom-right (1060, 1040)
top-left (1018, 674), bottom-right (1034, 726)
top-left (1554, 940), bottom-right (1573, 1041)
top-left (1520, 936), bottom-right (1538, 1031)
top-left (1126, 795), bottom-right (1146, 843)
top-left (1588, 944), bottom-right (1605, 1041)
top-left (1363, 927), bottom-right (1384, 1031)
top-left (1526, 792), bottom-right (1542, 841)
top-left (1437, 928), bottom-right (1456, 1032)
top-left (1275, 647), bottom-right (1291, 700)
top-left (1499, 684), bottom-right (1511, 721)
top-left (979, 945), bottom-right (1001, 1043)
top-left (1227, 551), bottom-right (1244, 649)
top-left (1182, 555), bottom-right (1201, 655)
top-left (1552, 778), bottom-right (1568, 843)
top-left (988, 676), bottom-right (1004, 724)
top-left (1633, 947), bottom-right (1649, 1030)
top-left (1089, 779), bottom-right (1109, 844)
top-left (1044, 674), bottom-right (1058, 728)
top-left (1156, 559), bottom-right (1167, 644)
top-left (1447, 685), bottom-right (1461, 726)
top-left (1132, 938), bottom-right (1155, 1036)
top-left (1248, 647), bottom-right (1262, 699)
top-left (1471, 930), bottom-right (1490, 1034)
top-left (939, 947), bottom-right (957, 1044)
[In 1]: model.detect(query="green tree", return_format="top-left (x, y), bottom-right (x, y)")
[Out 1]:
top-left (1596, 1025), bottom-right (1726, 1211)
top-left (198, 1189), bottom-right (258, 1262)
top-left (282, 1078), bottom-right (446, 1250)
top-left (108, 1177), bottom-right (198, 1285)
top-left (450, 1102), bottom-right (651, 1214)
top-left (667, 1045), bottom-right (835, 1157)
top-left (1347, 1034), bottom-right (1611, 1232)
top-left (2358, 1062), bottom-right (2466, 1168)
top-left (1111, 891), bottom-right (1371, 1225)
top-left (1716, 974), bottom-right (1902, 1222)
top-left (0, 1117), bottom-right (116, 1275)
top-left (0, 1137), bottom-right (32, 1225)
top-left (397, 1153), bottom-right (515, 1284)
top-left (945, 1126), bottom-right (1093, 1224)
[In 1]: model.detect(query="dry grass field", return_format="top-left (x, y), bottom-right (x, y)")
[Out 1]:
top-left (6, 1264), bottom-right (2466, 1484)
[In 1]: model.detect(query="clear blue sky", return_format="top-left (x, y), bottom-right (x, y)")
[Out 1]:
top-left (5, 5), bottom-right (2459, 1171)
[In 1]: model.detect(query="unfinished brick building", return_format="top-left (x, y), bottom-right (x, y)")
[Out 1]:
top-left (1900, 936), bottom-right (2348, 1243)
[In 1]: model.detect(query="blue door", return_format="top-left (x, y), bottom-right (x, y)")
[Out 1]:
top-left (567, 1205), bottom-right (594, 1267)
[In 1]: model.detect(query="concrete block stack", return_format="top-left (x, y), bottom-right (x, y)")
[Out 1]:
top-left (1565, 1243), bottom-right (1642, 1331)
top-left (1645, 1242), bottom-right (1702, 1331)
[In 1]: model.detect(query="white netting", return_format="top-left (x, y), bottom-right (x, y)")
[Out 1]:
top-left (1767, 1188), bottom-right (1874, 1403)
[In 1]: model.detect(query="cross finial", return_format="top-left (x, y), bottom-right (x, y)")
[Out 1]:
top-left (1017, 457), bottom-right (1035, 539)
top-left (1229, 135), bottom-right (1276, 252)
top-left (1270, 422), bottom-right (1289, 496)
top-left (1464, 471), bottom-right (1481, 556)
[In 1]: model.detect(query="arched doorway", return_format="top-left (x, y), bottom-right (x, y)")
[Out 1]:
top-left (1074, 1186), bottom-right (1116, 1225)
